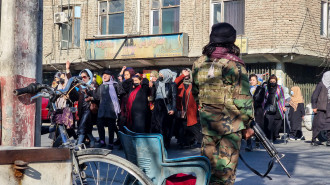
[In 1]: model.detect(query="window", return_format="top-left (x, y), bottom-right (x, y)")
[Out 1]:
top-left (210, 0), bottom-right (245, 35)
top-left (321, 0), bottom-right (330, 37)
top-left (150, 0), bottom-right (180, 34)
top-left (99, 0), bottom-right (125, 35)
top-left (61, 6), bottom-right (81, 49)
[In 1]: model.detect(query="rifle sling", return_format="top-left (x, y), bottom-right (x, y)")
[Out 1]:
top-left (239, 154), bottom-right (274, 180)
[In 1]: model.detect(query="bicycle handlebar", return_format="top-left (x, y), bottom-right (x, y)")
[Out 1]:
top-left (13, 83), bottom-right (42, 96)
top-left (14, 76), bottom-right (94, 99)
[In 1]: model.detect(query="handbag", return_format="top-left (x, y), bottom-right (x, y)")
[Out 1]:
top-left (266, 96), bottom-right (277, 114)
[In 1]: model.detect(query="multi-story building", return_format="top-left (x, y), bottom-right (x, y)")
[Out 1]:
top-left (43, 0), bottom-right (330, 104)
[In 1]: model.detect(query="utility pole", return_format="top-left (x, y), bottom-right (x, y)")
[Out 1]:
top-left (0, 0), bottom-right (43, 147)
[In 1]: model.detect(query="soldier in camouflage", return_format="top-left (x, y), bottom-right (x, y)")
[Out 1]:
top-left (192, 23), bottom-right (254, 185)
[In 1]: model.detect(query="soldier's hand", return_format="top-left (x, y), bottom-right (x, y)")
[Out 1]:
top-left (168, 110), bottom-right (174, 115)
top-left (242, 128), bottom-right (254, 140)
top-left (313, 109), bottom-right (317, 114)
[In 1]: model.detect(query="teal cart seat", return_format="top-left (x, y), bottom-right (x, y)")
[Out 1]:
top-left (119, 127), bottom-right (211, 185)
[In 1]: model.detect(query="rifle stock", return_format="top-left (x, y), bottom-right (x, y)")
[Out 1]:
top-left (251, 121), bottom-right (292, 178)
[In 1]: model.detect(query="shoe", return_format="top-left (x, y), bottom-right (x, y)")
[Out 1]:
top-left (107, 144), bottom-right (114, 150)
top-left (289, 136), bottom-right (296, 141)
top-left (97, 140), bottom-right (106, 148)
top-left (326, 141), bottom-right (330, 146)
top-left (311, 141), bottom-right (319, 146)
top-left (300, 136), bottom-right (306, 141)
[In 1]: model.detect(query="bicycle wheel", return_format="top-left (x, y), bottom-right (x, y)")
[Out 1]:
top-left (74, 150), bottom-right (153, 185)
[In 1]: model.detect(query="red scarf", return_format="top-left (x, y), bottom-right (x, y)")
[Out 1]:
top-left (126, 85), bottom-right (141, 128)
top-left (210, 47), bottom-right (245, 65)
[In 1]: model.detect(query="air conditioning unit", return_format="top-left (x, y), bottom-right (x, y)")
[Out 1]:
top-left (54, 12), bottom-right (68, 24)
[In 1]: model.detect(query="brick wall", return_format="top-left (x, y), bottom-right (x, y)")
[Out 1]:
top-left (43, 0), bottom-right (330, 67)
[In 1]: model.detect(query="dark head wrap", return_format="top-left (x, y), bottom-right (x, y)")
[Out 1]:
top-left (210, 23), bottom-right (237, 44)
top-left (124, 67), bottom-right (136, 79)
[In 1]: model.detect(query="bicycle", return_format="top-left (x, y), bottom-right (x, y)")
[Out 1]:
top-left (14, 77), bottom-right (153, 185)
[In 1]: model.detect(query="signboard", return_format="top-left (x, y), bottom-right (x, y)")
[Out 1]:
top-left (235, 37), bottom-right (248, 54)
top-left (85, 33), bottom-right (188, 60)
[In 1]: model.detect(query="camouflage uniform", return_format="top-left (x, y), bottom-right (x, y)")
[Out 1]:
top-left (192, 56), bottom-right (254, 185)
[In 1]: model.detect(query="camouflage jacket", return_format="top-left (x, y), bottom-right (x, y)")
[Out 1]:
top-left (192, 56), bottom-right (254, 136)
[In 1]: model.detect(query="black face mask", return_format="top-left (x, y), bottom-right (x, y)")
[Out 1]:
top-left (158, 77), bottom-right (164, 81)
top-left (270, 82), bottom-right (277, 87)
top-left (133, 83), bottom-right (140, 87)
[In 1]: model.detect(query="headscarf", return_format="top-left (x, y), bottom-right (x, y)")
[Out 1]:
top-left (54, 72), bottom-right (63, 79)
top-left (79, 69), bottom-right (93, 89)
top-left (103, 76), bottom-right (121, 115)
top-left (124, 67), bottom-right (136, 79)
top-left (183, 68), bottom-right (193, 85)
top-left (322, 71), bottom-right (330, 99)
top-left (156, 69), bottom-right (177, 99)
top-left (289, 86), bottom-right (304, 111)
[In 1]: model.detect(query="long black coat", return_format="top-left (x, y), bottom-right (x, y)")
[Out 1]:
top-left (311, 82), bottom-right (330, 136)
top-left (252, 86), bottom-right (265, 130)
top-left (128, 78), bottom-right (151, 133)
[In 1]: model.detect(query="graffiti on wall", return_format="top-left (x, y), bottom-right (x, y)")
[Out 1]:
top-left (85, 33), bottom-right (188, 60)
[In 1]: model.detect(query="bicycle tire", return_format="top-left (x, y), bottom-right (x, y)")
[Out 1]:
top-left (75, 153), bottom-right (153, 185)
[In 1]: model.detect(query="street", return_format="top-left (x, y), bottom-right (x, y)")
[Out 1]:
top-left (41, 127), bottom-right (330, 185)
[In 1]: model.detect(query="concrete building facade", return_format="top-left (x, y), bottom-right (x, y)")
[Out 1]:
top-left (42, 0), bottom-right (330, 103)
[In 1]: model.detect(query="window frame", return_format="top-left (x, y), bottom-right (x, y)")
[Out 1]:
top-left (209, 0), bottom-right (245, 35)
top-left (321, 0), bottom-right (330, 38)
top-left (60, 5), bottom-right (81, 50)
top-left (150, 0), bottom-right (180, 34)
top-left (98, 0), bottom-right (125, 36)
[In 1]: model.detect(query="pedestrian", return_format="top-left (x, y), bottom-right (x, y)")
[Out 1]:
top-left (263, 75), bottom-right (286, 143)
top-left (288, 86), bottom-right (305, 141)
top-left (151, 69), bottom-right (177, 148)
top-left (192, 23), bottom-right (254, 185)
top-left (174, 68), bottom-right (200, 148)
top-left (77, 69), bottom-right (96, 146)
top-left (245, 74), bottom-right (265, 151)
top-left (46, 61), bottom-right (79, 142)
top-left (94, 69), bottom-right (122, 149)
top-left (126, 74), bottom-right (150, 133)
top-left (118, 67), bottom-right (136, 130)
top-left (311, 71), bottom-right (330, 146)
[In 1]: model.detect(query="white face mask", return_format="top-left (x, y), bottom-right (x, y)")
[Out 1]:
top-left (290, 91), bottom-right (294, 96)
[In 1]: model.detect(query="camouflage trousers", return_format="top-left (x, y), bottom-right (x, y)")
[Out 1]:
top-left (201, 132), bottom-right (242, 185)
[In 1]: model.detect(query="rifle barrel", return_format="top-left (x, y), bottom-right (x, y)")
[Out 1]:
top-left (275, 155), bottom-right (291, 178)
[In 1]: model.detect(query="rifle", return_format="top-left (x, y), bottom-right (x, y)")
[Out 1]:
top-left (239, 121), bottom-right (292, 180)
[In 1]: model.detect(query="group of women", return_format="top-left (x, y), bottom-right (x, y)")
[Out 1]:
top-left (51, 62), bottom-right (200, 150)
top-left (247, 74), bottom-right (305, 151)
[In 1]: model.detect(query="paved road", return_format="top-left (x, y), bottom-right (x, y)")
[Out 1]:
top-left (41, 127), bottom-right (330, 185)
